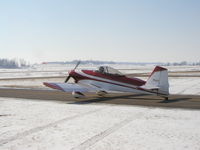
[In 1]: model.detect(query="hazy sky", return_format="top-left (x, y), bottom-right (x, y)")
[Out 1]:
top-left (0, 0), bottom-right (200, 63)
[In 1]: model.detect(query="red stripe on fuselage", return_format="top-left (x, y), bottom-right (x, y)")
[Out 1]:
top-left (82, 70), bottom-right (146, 86)
top-left (70, 71), bottom-right (139, 90)
top-left (69, 70), bottom-right (145, 87)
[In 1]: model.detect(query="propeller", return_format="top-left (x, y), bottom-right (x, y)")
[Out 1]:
top-left (64, 61), bottom-right (81, 83)
top-left (73, 61), bottom-right (81, 70)
top-left (64, 75), bottom-right (71, 83)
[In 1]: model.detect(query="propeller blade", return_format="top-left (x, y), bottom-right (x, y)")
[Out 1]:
top-left (64, 76), bottom-right (71, 83)
top-left (73, 61), bottom-right (81, 70)
top-left (64, 61), bottom-right (81, 83)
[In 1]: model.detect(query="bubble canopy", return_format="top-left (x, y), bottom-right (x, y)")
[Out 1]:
top-left (96, 66), bottom-right (124, 76)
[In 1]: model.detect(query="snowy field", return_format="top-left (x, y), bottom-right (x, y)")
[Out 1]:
top-left (0, 64), bottom-right (199, 95)
top-left (0, 64), bottom-right (199, 78)
top-left (0, 97), bottom-right (200, 150)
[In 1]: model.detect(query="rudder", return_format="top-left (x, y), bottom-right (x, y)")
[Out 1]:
top-left (145, 66), bottom-right (169, 95)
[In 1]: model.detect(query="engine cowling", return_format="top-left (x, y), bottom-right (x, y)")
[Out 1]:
top-left (72, 91), bottom-right (85, 98)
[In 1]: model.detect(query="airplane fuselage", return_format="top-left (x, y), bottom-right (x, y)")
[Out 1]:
top-left (69, 70), bottom-right (152, 94)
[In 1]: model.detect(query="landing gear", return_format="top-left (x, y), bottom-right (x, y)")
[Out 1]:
top-left (97, 91), bottom-right (108, 97)
top-left (164, 97), bottom-right (169, 101)
top-left (72, 91), bottom-right (85, 98)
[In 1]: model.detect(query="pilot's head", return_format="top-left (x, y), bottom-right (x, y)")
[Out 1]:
top-left (99, 66), bottom-right (104, 73)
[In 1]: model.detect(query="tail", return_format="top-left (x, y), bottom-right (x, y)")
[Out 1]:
top-left (144, 66), bottom-right (169, 96)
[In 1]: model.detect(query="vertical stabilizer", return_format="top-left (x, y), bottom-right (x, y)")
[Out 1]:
top-left (145, 66), bottom-right (169, 95)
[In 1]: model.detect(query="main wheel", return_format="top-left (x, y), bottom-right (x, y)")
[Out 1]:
top-left (97, 91), bottom-right (107, 96)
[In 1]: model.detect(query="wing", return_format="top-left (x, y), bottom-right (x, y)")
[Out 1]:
top-left (43, 82), bottom-right (97, 92)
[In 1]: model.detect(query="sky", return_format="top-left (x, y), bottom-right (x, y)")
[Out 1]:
top-left (0, 0), bottom-right (200, 63)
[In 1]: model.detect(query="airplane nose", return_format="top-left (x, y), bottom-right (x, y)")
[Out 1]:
top-left (68, 70), bottom-right (75, 76)
top-left (65, 70), bottom-right (75, 83)
top-left (68, 70), bottom-right (72, 75)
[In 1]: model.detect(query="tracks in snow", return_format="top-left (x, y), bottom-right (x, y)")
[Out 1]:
top-left (71, 112), bottom-right (143, 150)
top-left (0, 107), bottom-right (106, 146)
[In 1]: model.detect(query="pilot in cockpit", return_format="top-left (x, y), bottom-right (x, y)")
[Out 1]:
top-left (99, 66), bottom-right (105, 73)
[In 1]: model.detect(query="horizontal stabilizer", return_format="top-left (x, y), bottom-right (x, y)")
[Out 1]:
top-left (142, 85), bottom-right (159, 90)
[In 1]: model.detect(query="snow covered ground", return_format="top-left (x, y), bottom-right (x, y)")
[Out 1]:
top-left (170, 77), bottom-right (200, 95)
top-left (0, 97), bottom-right (200, 150)
top-left (0, 64), bottom-right (200, 149)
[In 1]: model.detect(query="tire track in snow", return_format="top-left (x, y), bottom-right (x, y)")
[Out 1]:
top-left (0, 107), bottom-right (106, 146)
top-left (71, 112), bottom-right (143, 150)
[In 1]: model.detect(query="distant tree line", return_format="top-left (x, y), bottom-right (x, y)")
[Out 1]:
top-left (43, 60), bottom-right (116, 65)
top-left (165, 61), bottom-right (200, 66)
top-left (43, 60), bottom-right (200, 66)
top-left (0, 58), bottom-right (29, 68)
top-left (42, 60), bottom-right (167, 65)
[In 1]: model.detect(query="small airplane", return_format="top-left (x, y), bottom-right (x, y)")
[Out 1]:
top-left (43, 61), bottom-right (169, 100)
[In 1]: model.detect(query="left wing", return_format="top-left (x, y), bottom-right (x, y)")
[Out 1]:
top-left (43, 82), bottom-right (98, 92)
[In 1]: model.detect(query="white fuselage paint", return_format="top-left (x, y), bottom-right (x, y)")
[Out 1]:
top-left (76, 71), bottom-right (151, 94)
top-left (79, 79), bottom-right (150, 94)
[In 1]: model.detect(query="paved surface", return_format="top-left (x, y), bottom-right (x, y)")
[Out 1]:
top-left (0, 88), bottom-right (200, 109)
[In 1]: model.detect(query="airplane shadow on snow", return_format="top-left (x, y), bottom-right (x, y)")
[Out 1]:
top-left (69, 94), bottom-right (191, 106)
top-left (68, 94), bottom-right (145, 104)
top-left (159, 97), bottom-right (191, 103)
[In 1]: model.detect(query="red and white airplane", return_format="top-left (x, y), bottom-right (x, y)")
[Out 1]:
top-left (43, 62), bottom-right (169, 100)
